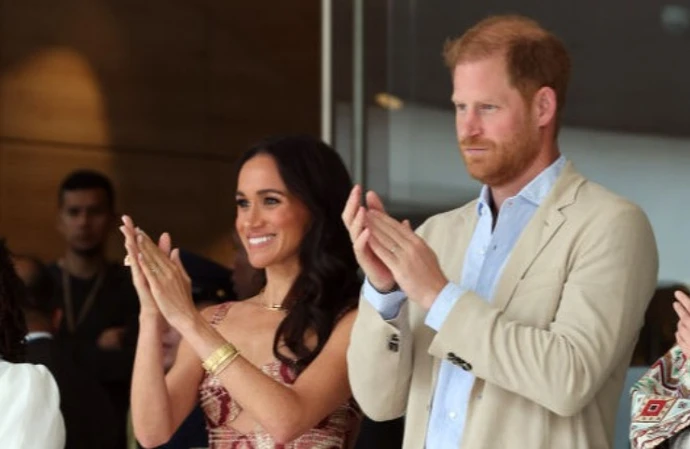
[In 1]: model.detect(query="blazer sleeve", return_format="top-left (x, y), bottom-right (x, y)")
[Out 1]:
top-left (347, 297), bottom-right (414, 421)
top-left (428, 204), bottom-right (659, 417)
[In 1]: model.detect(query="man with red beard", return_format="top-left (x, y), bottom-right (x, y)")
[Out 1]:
top-left (344, 15), bottom-right (659, 449)
top-left (49, 169), bottom-right (139, 449)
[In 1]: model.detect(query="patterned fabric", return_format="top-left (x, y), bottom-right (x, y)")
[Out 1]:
top-left (631, 345), bottom-right (690, 448)
top-left (198, 302), bottom-right (361, 449)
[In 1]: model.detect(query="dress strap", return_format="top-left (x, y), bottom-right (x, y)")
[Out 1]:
top-left (208, 302), bottom-right (233, 326)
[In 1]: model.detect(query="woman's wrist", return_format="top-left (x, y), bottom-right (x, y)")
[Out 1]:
top-left (139, 308), bottom-right (163, 323)
top-left (171, 309), bottom-right (204, 336)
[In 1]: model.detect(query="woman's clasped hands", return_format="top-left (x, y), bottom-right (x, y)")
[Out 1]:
top-left (119, 215), bottom-right (197, 330)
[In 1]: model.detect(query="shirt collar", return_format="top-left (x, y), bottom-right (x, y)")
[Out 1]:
top-left (24, 331), bottom-right (54, 342)
top-left (476, 155), bottom-right (567, 215)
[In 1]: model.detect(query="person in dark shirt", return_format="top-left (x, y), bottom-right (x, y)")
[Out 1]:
top-left (14, 254), bottom-right (118, 449)
top-left (50, 169), bottom-right (139, 448)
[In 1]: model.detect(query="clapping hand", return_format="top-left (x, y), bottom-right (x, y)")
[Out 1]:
top-left (673, 290), bottom-right (690, 358)
top-left (120, 215), bottom-right (195, 329)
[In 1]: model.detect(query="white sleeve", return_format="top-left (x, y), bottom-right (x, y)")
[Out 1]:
top-left (0, 362), bottom-right (66, 449)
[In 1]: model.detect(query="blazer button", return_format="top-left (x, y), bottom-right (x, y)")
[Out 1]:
top-left (387, 334), bottom-right (399, 352)
top-left (459, 360), bottom-right (472, 371)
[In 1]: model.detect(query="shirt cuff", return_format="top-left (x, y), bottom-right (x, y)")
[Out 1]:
top-left (425, 282), bottom-right (466, 331)
top-left (362, 278), bottom-right (407, 320)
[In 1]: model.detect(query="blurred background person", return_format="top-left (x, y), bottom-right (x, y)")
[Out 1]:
top-left (49, 169), bottom-right (140, 448)
top-left (14, 253), bottom-right (118, 449)
top-left (0, 240), bottom-right (65, 448)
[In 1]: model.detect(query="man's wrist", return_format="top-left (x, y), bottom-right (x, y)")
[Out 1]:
top-left (373, 282), bottom-right (400, 294)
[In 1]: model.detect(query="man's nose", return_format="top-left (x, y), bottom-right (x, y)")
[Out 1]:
top-left (75, 212), bottom-right (89, 226)
top-left (459, 110), bottom-right (482, 140)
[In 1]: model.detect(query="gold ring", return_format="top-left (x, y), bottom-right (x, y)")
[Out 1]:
top-left (123, 255), bottom-right (132, 266)
top-left (149, 264), bottom-right (160, 274)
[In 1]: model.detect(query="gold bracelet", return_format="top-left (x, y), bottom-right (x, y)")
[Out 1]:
top-left (211, 350), bottom-right (241, 376)
top-left (207, 347), bottom-right (236, 373)
top-left (202, 343), bottom-right (237, 372)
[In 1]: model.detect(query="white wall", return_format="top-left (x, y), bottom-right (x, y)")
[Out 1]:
top-left (373, 104), bottom-right (690, 283)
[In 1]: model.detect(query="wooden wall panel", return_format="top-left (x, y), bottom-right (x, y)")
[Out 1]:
top-left (206, 2), bottom-right (321, 154)
top-left (0, 142), bottom-right (236, 266)
top-left (0, 0), bottom-right (320, 266)
top-left (0, 0), bottom-right (207, 153)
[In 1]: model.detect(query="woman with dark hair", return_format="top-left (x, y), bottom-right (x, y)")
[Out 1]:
top-left (0, 241), bottom-right (65, 448)
top-left (126, 135), bottom-right (362, 448)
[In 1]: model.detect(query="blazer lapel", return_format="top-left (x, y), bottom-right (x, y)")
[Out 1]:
top-left (492, 162), bottom-right (585, 312)
top-left (445, 204), bottom-right (479, 284)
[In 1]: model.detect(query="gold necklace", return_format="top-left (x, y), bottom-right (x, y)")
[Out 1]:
top-left (263, 303), bottom-right (287, 312)
top-left (259, 288), bottom-right (287, 312)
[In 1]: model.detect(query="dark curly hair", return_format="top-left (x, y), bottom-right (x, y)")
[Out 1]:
top-left (236, 135), bottom-right (361, 374)
top-left (0, 240), bottom-right (28, 363)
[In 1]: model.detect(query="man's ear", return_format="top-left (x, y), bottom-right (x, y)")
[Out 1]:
top-left (533, 86), bottom-right (557, 128)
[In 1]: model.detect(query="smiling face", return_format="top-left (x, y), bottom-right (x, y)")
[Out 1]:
top-left (453, 54), bottom-right (541, 188)
top-left (235, 154), bottom-right (311, 272)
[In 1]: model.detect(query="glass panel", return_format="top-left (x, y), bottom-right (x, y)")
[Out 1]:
top-left (331, 0), bottom-right (690, 374)
top-left (333, 0), bottom-right (690, 280)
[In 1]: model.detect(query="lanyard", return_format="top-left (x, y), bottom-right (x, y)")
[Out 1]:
top-left (61, 263), bottom-right (106, 334)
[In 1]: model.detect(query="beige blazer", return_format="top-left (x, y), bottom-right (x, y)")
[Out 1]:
top-left (347, 163), bottom-right (659, 449)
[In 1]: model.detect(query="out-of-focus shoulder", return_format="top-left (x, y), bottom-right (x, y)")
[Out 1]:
top-left (0, 361), bottom-right (58, 389)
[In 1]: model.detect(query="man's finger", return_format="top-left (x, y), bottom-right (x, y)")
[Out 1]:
top-left (366, 190), bottom-right (386, 213)
top-left (368, 232), bottom-right (398, 269)
top-left (342, 184), bottom-right (362, 226)
top-left (352, 227), bottom-right (371, 255)
top-left (348, 206), bottom-right (366, 242)
top-left (367, 210), bottom-right (415, 249)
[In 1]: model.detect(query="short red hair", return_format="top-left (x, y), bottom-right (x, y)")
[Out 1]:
top-left (443, 15), bottom-right (571, 119)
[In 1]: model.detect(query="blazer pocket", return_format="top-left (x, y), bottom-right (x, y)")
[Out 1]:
top-left (507, 269), bottom-right (565, 328)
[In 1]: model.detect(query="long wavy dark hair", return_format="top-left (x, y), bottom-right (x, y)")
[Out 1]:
top-left (236, 135), bottom-right (361, 374)
top-left (0, 240), bottom-right (28, 363)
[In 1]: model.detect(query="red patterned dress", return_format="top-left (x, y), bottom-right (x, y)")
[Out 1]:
top-left (198, 303), bottom-right (361, 449)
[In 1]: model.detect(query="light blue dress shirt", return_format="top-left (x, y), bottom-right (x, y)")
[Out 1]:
top-left (363, 155), bottom-right (566, 448)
